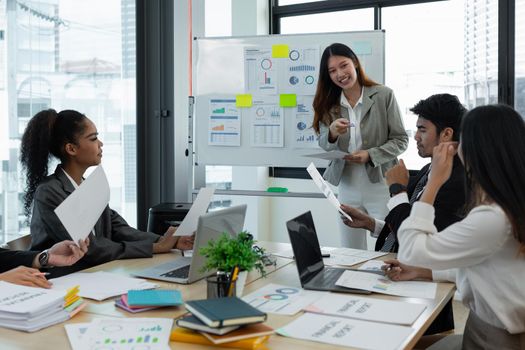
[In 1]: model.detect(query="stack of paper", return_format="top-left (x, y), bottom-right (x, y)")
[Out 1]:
top-left (0, 281), bottom-right (86, 332)
top-left (65, 317), bottom-right (173, 350)
top-left (304, 293), bottom-right (426, 325)
top-left (50, 271), bottom-right (158, 300)
top-left (277, 313), bottom-right (413, 350)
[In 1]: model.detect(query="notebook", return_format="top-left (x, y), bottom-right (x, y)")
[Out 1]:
top-left (286, 211), bottom-right (369, 294)
top-left (185, 297), bottom-right (267, 328)
top-left (202, 323), bottom-right (274, 344)
top-left (127, 289), bottom-right (183, 307)
top-left (115, 296), bottom-right (159, 313)
top-left (170, 327), bottom-right (270, 350)
top-left (176, 315), bottom-right (240, 335)
top-left (133, 204), bottom-right (247, 284)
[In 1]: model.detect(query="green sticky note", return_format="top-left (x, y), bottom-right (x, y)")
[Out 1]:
top-left (272, 44), bottom-right (289, 58)
top-left (280, 94), bottom-right (297, 107)
top-left (236, 94), bottom-right (252, 107)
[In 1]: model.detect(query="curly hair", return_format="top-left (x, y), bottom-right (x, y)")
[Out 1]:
top-left (20, 109), bottom-right (87, 217)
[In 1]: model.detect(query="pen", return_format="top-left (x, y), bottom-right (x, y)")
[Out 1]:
top-left (33, 272), bottom-right (50, 277)
top-left (321, 253), bottom-right (330, 258)
top-left (228, 266), bottom-right (239, 297)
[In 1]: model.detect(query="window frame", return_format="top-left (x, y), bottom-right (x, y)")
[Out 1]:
top-left (268, 0), bottom-right (516, 179)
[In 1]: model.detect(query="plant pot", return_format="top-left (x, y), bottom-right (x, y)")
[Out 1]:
top-left (235, 270), bottom-right (248, 297)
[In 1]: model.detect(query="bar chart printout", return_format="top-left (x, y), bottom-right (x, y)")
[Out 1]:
top-left (66, 317), bottom-right (173, 350)
top-left (208, 98), bottom-right (241, 146)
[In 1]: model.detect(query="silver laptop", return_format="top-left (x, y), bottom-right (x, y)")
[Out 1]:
top-left (134, 204), bottom-right (247, 284)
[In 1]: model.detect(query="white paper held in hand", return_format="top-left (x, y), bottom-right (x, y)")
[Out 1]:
top-left (303, 150), bottom-right (350, 160)
top-left (173, 187), bottom-right (215, 236)
top-left (54, 166), bottom-right (110, 243)
top-left (306, 163), bottom-right (352, 221)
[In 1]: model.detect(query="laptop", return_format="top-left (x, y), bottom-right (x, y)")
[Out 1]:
top-left (286, 211), bottom-right (370, 294)
top-left (134, 204), bottom-right (247, 284)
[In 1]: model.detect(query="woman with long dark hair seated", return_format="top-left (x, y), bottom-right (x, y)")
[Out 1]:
top-left (386, 104), bottom-right (525, 349)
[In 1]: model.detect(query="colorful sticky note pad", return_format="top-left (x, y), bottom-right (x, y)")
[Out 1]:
top-left (272, 44), bottom-right (289, 58)
top-left (236, 94), bottom-right (253, 107)
top-left (280, 94), bottom-right (297, 107)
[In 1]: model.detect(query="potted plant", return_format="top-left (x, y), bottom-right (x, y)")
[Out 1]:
top-left (200, 231), bottom-right (267, 296)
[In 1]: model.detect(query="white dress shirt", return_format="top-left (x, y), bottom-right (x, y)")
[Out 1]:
top-left (340, 88), bottom-right (364, 153)
top-left (398, 202), bottom-right (525, 334)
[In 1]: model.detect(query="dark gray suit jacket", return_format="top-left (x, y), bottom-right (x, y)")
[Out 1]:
top-left (0, 248), bottom-right (39, 273)
top-left (30, 166), bottom-right (159, 275)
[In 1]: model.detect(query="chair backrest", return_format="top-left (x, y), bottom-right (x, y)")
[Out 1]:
top-left (3, 234), bottom-right (32, 251)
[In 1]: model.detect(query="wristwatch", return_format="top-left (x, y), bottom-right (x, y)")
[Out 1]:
top-left (389, 183), bottom-right (407, 197)
top-left (38, 249), bottom-right (50, 268)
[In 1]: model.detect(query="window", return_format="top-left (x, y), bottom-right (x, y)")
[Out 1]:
top-left (204, 0), bottom-right (233, 190)
top-left (274, 0), bottom-right (500, 171)
top-left (280, 8), bottom-right (374, 34)
top-left (382, 0), bottom-right (470, 169)
top-left (516, 0), bottom-right (525, 117)
top-left (0, 0), bottom-right (136, 244)
top-left (278, 0), bottom-right (325, 5)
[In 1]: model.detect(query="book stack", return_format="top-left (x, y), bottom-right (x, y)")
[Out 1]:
top-left (172, 297), bottom-right (273, 349)
top-left (0, 281), bottom-right (86, 332)
top-left (115, 289), bottom-right (183, 313)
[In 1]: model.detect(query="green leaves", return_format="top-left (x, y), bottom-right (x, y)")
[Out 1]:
top-left (199, 231), bottom-right (267, 276)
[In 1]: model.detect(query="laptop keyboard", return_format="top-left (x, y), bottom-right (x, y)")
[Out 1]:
top-left (310, 268), bottom-right (341, 285)
top-left (160, 264), bottom-right (190, 279)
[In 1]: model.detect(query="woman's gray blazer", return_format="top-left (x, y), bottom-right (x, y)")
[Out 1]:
top-left (318, 85), bottom-right (408, 186)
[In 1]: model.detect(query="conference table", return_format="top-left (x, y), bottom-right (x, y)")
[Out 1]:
top-left (0, 242), bottom-right (455, 350)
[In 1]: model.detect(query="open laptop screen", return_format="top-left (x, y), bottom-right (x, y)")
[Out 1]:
top-left (286, 211), bottom-right (325, 284)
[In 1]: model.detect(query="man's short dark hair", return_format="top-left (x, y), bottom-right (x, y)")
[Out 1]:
top-left (410, 94), bottom-right (467, 141)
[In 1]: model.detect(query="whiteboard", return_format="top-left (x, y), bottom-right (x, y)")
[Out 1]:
top-left (193, 30), bottom-right (385, 167)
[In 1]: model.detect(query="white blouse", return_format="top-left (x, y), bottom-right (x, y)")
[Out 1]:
top-left (398, 202), bottom-right (525, 334)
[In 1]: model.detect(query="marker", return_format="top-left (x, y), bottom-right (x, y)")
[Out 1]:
top-left (267, 187), bottom-right (288, 193)
top-left (321, 254), bottom-right (330, 258)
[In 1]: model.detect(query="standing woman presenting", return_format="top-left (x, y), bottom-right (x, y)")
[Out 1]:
top-left (312, 43), bottom-right (408, 249)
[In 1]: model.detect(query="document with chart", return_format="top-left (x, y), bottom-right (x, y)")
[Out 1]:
top-left (335, 270), bottom-right (437, 299)
top-left (242, 283), bottom-right (325, 316)
top-left (307, 162), bottom-right (352, 221)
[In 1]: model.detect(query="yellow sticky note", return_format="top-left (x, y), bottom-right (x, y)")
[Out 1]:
top-left (280, 94), bottom-right (297, 107)
top-left (236, 94), bottom-right (253, 107)
top-left (272, 44), bottom-right (289, 58)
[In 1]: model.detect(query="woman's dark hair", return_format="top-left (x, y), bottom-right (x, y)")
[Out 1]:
top-left (312, 43), bottom-right (378, 133)
top-left (461, 104), bottom-right (525, 249)
top-left (20, 109), bottom-right (87, 217)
